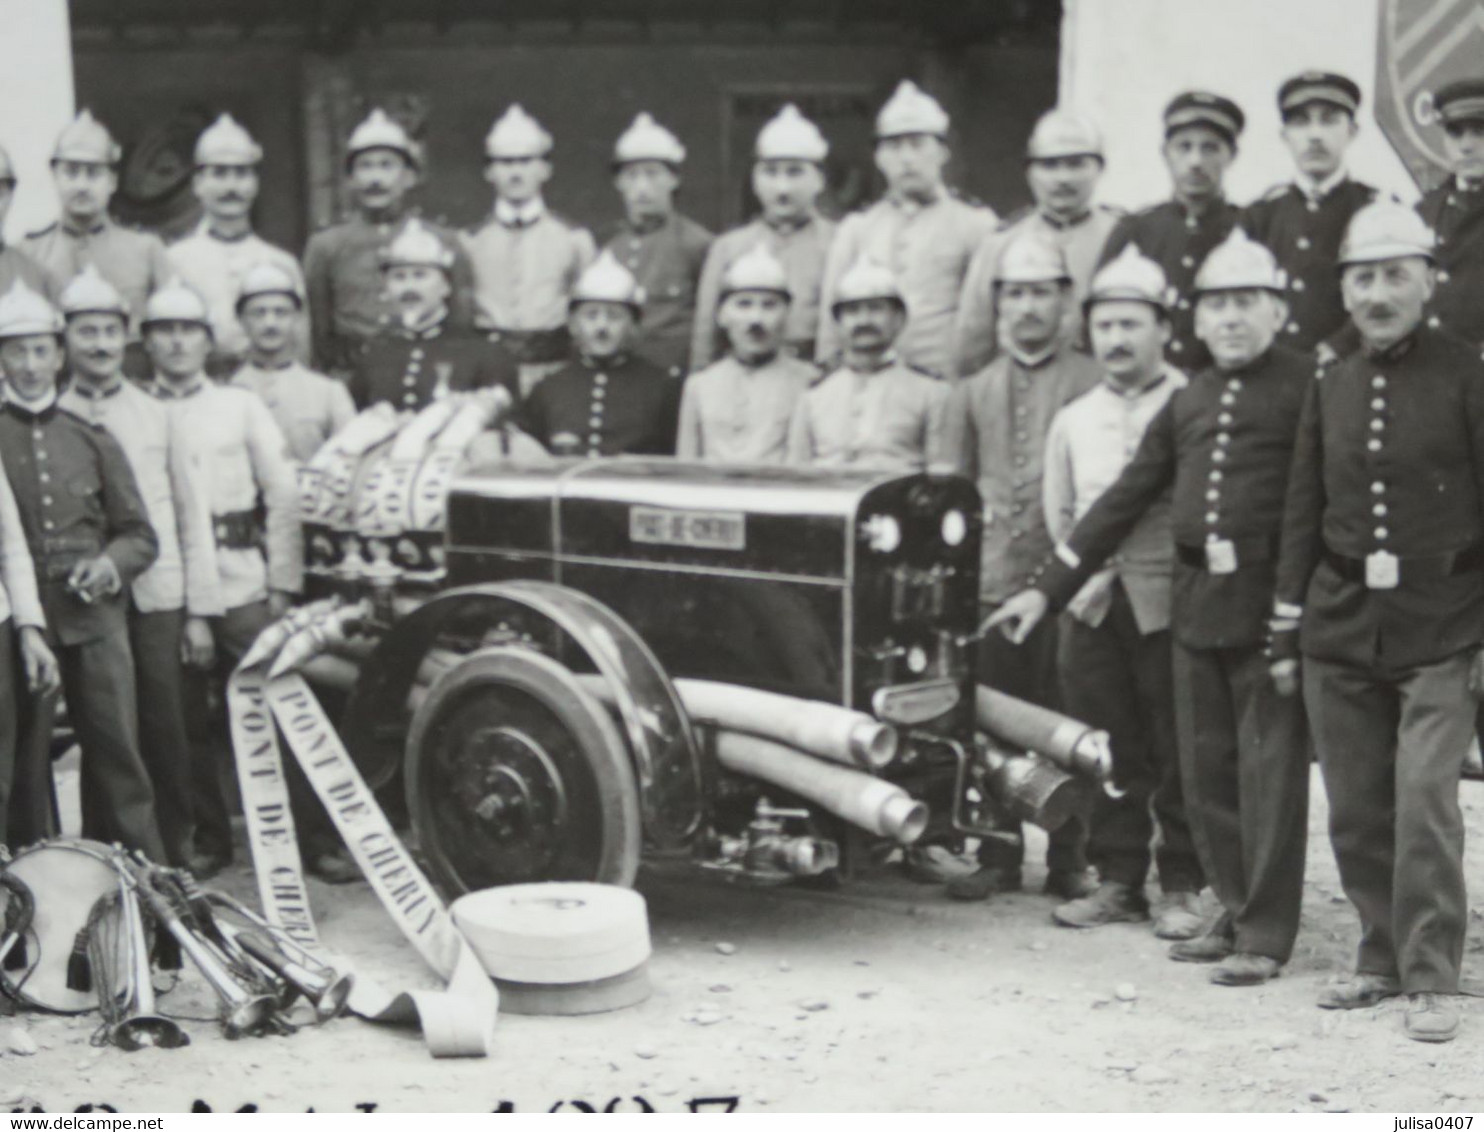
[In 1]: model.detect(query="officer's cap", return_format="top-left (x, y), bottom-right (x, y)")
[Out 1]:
top-left (1193, 228), bottom-right (1287, 294)
top-left (995, 233), bottom-right (1072, 286)
top-left (876, 81), bottom-right (950, 141)
top-left (1163, 91), bottom-right (1245, 147)
top-left (142, 277), bottom-right (210, 329)
top-left (59, 264), bottom-right (130, 321)
top-left (1026, 108), bottom-right (1104, 162)
top-left (378, 218), bottom-right (456, 273)
top-left (236, 261), bottom-right (304, 311)
top-left (486, 104), bottom-right (553, 161)
top-left (755, 104), bottom-right (829, 163)
top-left (720, 243), bottom-right (791, 299)
top-left (569, 250), bottom-right (645, 311)
top-left (0, 280), bottom-right (64, 339)
top-left (832, 256), bottom-right (905, 314)
top-left (613, 113), bottom-right (686, 168)
top-left (346, 109), bottom-right (421, 170)
top-left (195, 113), bottom-right (263, 167)
top-left (52, 110), bottom-right (121, 167)
top-left (1085, 244), bottom-right (1172, 313)
top-left (1278, 71), bottom-right (1362, 118)
top-left (1435, 77), bottom-right (1484, 127)
top-left (1337, 201), bottom-right (1436, 267)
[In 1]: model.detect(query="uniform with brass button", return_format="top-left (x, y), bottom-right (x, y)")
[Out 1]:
top-left (1274, 202), bottom-right (1481, 1040)
top-left (1416, 78), bottom-right (1484, 347)
top-left (0, 279), bottom-right (164, 858)
top-left (1241, 72), bottom-right (1378, 351)
top-left (1096, 91), bottom-right (1244, 366)
top-left (603, 113), bottom-right (713, 379)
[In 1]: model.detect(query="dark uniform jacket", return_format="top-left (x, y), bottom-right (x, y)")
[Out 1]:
top-left (605, 212), bottom-right (713, 378)
top-left (1417, 179), bottom-right (1484, 348)
top-left (1040, 346), bottom-right (1309, 650)
top-left (1241, 178), bottom-right (1377, 352)
top-left (349, 321), bottom-right (520, 413)
top-left (1274, 328), bottom-right (1484, 669)
top-left (0, 401), bottom-right (158, 646)
top-left (1097, 198), bottom-right (1240, 367)
top-left (520, 353), bottom-right (680, 457)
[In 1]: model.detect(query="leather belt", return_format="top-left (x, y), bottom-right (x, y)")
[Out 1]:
top-left (213, 508), bottom-right (264, 551)
top-left (1322, 543), bottom-right (1484, 584)
top-left (488, 326), bottom-right (570, 364)
top-left (1175, 534), bottom-right (1276, 572)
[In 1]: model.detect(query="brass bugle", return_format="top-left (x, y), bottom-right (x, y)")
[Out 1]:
top-left (123, 863), bottom-right (277, 1040)
top-left (109, 876), bottom-right (188, 1052)
top-left (202, 892), bottom-right (353, 1024)
top-left (975, 685), bottom-right (1115, 784)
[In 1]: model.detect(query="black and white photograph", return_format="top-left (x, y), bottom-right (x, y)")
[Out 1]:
top-left (0, 0), bottom-right (1482, 1117)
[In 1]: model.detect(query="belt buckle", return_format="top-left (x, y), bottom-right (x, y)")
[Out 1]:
top-left (1204, 538), bottom-right (1237, 575)
top-left (1365, 549), bottom-right (1399, 590)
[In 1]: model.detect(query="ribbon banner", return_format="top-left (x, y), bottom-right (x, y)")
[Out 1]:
top-left (228, 661), bottom-right (498, 1057)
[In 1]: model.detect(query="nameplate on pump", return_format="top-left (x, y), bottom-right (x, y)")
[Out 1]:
top-left (630, 506), bottom-right (746, 551)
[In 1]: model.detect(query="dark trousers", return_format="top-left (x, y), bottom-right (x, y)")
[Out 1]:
top-left (977, 608), bottom-right (1087, 874)
top-left (6, 630), bottom-right (57, 851)
top-left (1057, 582), bottom-right (1202, 893)
top-left (188, 600), bottom-right (339, 863)
top-left (0, 620), bottom-right (15, 845)
top-left (1303, 651), bottom-right (1473, 993)
top-left (129, 607), bottom-right (195, 867)
top-left (1174, 642), bottom-right (1308, 961)
top-left (59, 628), bottom-right (166, 860)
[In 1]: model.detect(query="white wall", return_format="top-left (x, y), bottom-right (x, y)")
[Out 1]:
top-left (0, 0), bottom-right (73, 243)
top-left (1061, 0), bottom-right (1418, 212)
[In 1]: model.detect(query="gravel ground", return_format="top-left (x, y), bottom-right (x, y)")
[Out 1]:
top-left (1, 765), bottom-right (1480, 1114)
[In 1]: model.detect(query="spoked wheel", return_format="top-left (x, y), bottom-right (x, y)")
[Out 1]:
top-left (406, 648), bottom-right (641, 895)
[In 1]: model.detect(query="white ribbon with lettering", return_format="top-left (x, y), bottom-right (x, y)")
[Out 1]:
top-left (227, 663), bottom-right (498, 1057)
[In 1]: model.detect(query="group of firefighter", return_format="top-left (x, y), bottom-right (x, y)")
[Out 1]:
top-left (0, 61), bottom-right (1483, 1044)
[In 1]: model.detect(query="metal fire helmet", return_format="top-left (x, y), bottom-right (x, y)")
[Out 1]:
top-left (236, 260), bottom-right (305, 310)
top-left (59, 264), bottom-right (130, 320)
top-left (570, 250), bottom-right (645, 310)
top-left (142, 277), bottom-right (211, 328)
top-left (52, 109), bottom-right (121, 166)
top-left (378, 218), bottom-right (456, 273)
top-left (1084, 244), bottom-right (1173, 312)
top-left (755, 104), bottom-right (830, 163)
top-left (0, 280), bottom-right (64, 339)
top-left (875, 80), bottom-right (950, 140)
top-left (346, 108), bottom-right (421, 168)
top-left (1193, 228), bottom-right (1287, 294)
top-left (1026, 108), bottom-right (1104, 162)
top-left (720, 243), bottom-right (791, 299)
top-left (994, 233), bottom-right (1072, 286)
top-left (194, 113), bottom-right (263, 167)
top-left (1337, 201), bottom-right (1437, 267)
top-left (485, 104), bottom-right (554, 160)
top-left (832, 257), bottom-right (905, 313)
top-left (613, 112), bottom-right (686, 166)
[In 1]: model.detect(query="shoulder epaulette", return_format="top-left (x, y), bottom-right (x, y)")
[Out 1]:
top-left (995, 204), bottom-right (1033, 232)
top-left (1260, 181), bottom-right (1292, 202)
top-left (906, 363), bottom-right (940, 381)
top-left (1095, 202), bottom-right (1128, 218)
top-left (25, 222), bottom-right (57, 240)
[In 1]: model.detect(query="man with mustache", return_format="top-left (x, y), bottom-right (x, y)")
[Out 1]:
top-left (22, 111), bottom-right (173, 378)
top-left (0, 279), bottom-right (163, 858)
top-left (691, 104), bottom-right (836, 372)
top-left (303, 109), bottom-right (474, 378)
top-left (938, 234), bottom-right (1099, 901)
top-left (788, 257), bottom-right (946, 470)
top-left (1241, 72), bottom-right (1377, 353)
top-left (1096, 92), bottom-right (1244, 367)
top-left (520, 251), bottom-right (678, 457)
top-left (1416, 78), bottom-right (1484, 348)
top-left (232, 261), bottom-right (354, 463)
top-left (1271, 203), bottom-right (1483, 1042)
top-left (57, 266), bottom-right (219, 869)
top-left (348, 219), bottom-right (518, 414)
top-left (463, 105), bottom-right (598, 397)
top-left (0, 143), bottom-right (62, 303)
top-left (953, 109), bottom-right (1123, 377)
top-left (167, 115), bottom-right (307, 376)
top-left (677, 243), bottom-right (814, 463)
top-left (603, 114), bottom-right (712, 380)
top-left (991, 231), bottom-right (1310, 983)
top-left (991, 246), bottom-right (1205, 938)
top-left (817, 81), bottom-right (996, 380)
